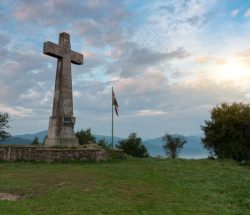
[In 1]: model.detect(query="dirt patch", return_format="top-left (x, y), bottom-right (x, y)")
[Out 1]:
top-left (57, 181), bottom-right (71, 187)
top-left (0, 192), bottom-right (20, 201)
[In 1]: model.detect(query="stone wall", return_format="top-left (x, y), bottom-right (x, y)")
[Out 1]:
top-left (0, 145), bottom-right (109, 162)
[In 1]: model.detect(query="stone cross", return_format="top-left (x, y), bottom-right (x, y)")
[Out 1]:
top-left (43, 32), bottom-right (83, 146)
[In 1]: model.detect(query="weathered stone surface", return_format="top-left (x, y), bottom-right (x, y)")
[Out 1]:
top-left (44, 32), bottom-right (83, 146)
top-left (0, 145), bottom-right (109, 162)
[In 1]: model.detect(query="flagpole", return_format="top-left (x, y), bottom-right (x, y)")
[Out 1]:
top-left (112, 86), bottom-right (114, 149)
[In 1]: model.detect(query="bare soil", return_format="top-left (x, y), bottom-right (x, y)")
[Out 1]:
top-left (0, 192), bottom-right (20, 201)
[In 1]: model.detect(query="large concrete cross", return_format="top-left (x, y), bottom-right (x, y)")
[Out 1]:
top-left (43, 32), bottom-right (83, 146)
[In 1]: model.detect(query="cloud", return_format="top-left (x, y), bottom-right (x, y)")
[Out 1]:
top-left (230, 9), bottom-right (239, 17)
top-left (3, 58), bottom-right (46, 81)
top-left (74, 4), bottom-right (130, 48)
top-left (109, 70), bottom-right (250, 136)
top-left (125, 46), bottom-right (188, 66)
top-left (245, 9), bottom-right (250, 17)
top-left (0, 33), bottom-right (11, 62)
top-left (14, 0), bottom-right (85, 24)
top-left (107, 42), bottom-right (190, 77)
top-left (117, 66), bottom-right (249, 115)
top-left (0, 11), bottom-right (7, 25)
top-left (132, 0), bottom-right (216, 50)
top-left (194, 55), bottom-right (211, 64)
top-left (12, 0), bottom-right (130, 47)
top-left (135, 109), bottom-right (168, 117)
top-left (0, 47), bottom-right (55, 110)
top-left (0, 33), bottom-right (10, 46)
top-left (236, 49), bottom-right (250, 58)
top-left (69, 69), bottom-right (169, 120)
top-left (194, 55), bottom-right (226, 65)
top-left (114, 69), bottom-right (168, 96)
top-left (75, 19), bottom-right (126, 48)
top-left (215, 58), bottom-right (227, 65)
top-left (0, 103), bottom-right (33, 117)
top-left (19, 87), bottom-right (53, 107)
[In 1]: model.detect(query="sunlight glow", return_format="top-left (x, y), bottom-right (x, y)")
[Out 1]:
top-left (215, 59), bottom-right (249, 82)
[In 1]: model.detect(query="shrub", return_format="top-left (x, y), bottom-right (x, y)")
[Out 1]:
top-left (116, 133), bottom-right (149, 158)
top-left (201, 102), bottom-right (250, 161)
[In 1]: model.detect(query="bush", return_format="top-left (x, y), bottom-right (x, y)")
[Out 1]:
top-left (76, 128), bottom-right (96, 145)
top-left (31, 137), bottom-right (39, 145)
top-left (116, 133), bottom-right (149, 158)
top-left (0, 112), bottom-right (11, 141)
top-left (201, 102), bottom-right (250, 161)
top-left (97, 139), bottom-right (111, 150)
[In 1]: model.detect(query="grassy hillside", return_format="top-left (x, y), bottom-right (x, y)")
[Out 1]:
top-left (0, 158), bottom-right (249, 214)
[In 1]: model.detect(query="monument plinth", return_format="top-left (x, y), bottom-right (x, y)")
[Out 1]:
top-left (44, 32), bottom-right (83, 146)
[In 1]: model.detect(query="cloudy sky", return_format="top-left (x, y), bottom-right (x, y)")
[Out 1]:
top-left (1, 0), bottom-right (250, 139)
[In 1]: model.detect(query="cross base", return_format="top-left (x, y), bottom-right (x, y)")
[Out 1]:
top-left (45, 137), bottom-right (79, 147)
top-left (45, 116), bottom-right (79, 146)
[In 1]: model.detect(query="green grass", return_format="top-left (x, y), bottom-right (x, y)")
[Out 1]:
top-left (0, 158), bottom-right (250, 215)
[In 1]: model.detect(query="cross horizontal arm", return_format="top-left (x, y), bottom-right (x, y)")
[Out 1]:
top-left (43, 42), bottom-right (63, 59)
top-left (70, 50), bottom-right (83, 65)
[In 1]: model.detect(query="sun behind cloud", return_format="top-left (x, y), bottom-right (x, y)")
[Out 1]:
top-left (214, 58), bottom-right (249, 82)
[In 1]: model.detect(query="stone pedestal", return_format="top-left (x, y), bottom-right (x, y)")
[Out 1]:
top-left (45, 117), bottom-right (79, 146)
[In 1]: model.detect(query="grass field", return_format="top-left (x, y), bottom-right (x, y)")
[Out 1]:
top-left (0, 158), bottom-right (250, 215)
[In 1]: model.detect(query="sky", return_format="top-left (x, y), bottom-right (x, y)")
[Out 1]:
top-left (1, 0), bottom-right (250, 139)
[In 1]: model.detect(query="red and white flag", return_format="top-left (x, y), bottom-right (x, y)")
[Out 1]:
top-left (112, 88), bottom-right (119, 116)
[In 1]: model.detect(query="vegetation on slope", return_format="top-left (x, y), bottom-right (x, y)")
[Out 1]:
top-left (0, 158), bottom-right (249, 214)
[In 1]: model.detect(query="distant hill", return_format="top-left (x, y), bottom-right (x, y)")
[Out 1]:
top-left (95, 135), bottom-right (123, 146)
top-left (0, 136), bottom-right (32, 145)
top-left (16, 130), bottom-right (48, 143)
top-left (1, 131), bottom-right (123, 146)
top-left (0, 130), bottom-right (48, 145)
top-left (1, 130), bottom-right (209, 159)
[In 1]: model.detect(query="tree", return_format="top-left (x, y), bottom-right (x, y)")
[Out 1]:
top-left (97, 138), bottom-right (111, 150)
top-left (76, 128), bottom-right (96, 145)
top-left (201, 102), bottom-right (250, 161)
top-left (162, 132), bottom-right (186, 159)
top-left (116, 133), bottom-right (149, 158)
top-left (31, 136), bottom-right (39, 145)
top-left (43, 135), bottom-right (47, 145)
top-left (0, 112), bottom-right (11, 142)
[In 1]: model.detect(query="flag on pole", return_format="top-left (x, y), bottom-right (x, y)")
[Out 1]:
top-left (112, 88), bottom-right (119, 116)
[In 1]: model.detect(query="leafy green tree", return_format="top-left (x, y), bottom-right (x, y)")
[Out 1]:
top-left (43, 135), bottom-right (47, 145)
top-left (76, 128), bottom-right (96, 145)
top-left (201, 102), bottom-right (250, 161)
top-left (31, 137), bottom-right (39, 145)
top-left (116, 133), bottom-right (149, 158)
top-left (97, 138), bottom-right (111, 150)
top-left (162, 132), bottom-right (186, 159)
top-left (0, 112), bottom-right (11, 142)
